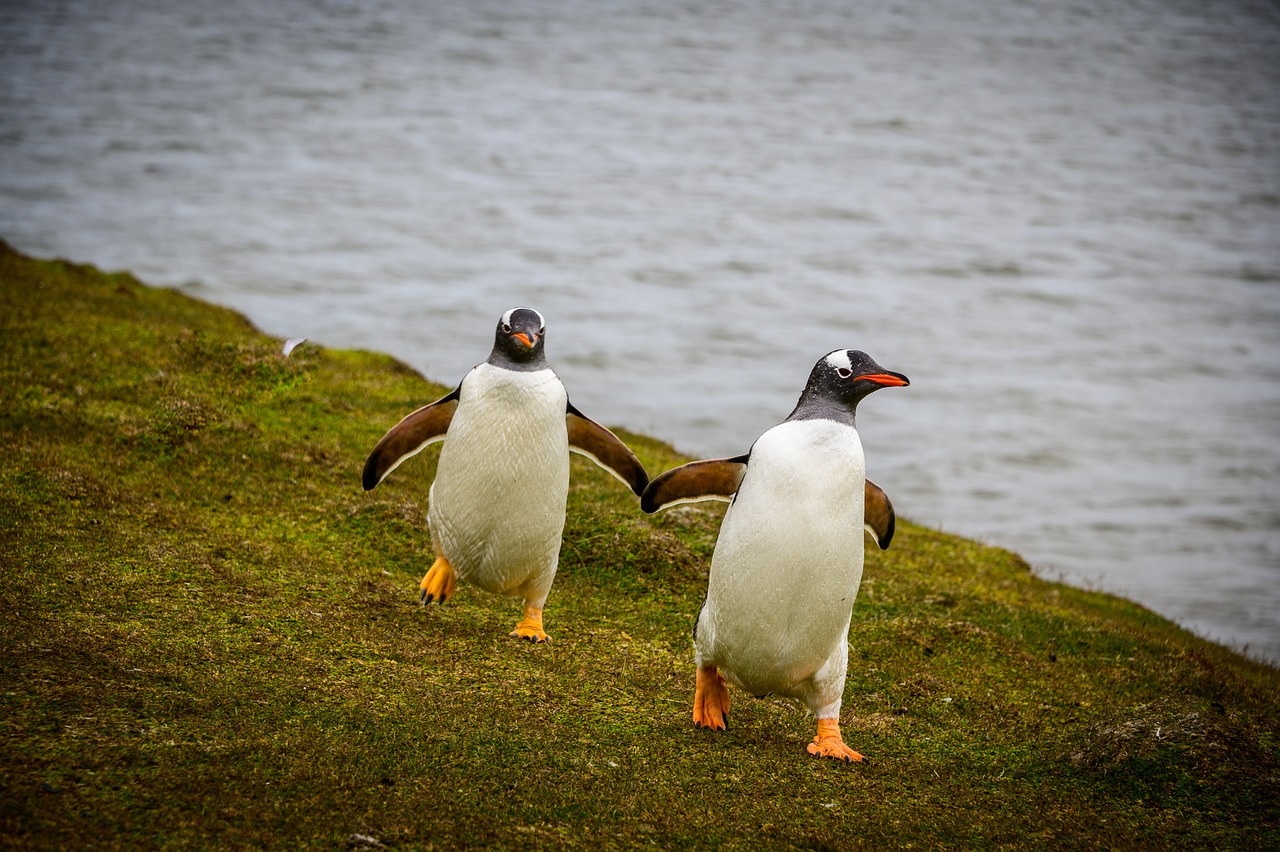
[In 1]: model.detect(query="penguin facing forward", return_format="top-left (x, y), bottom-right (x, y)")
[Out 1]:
top-left (641, 349), bottom-right (908, 762)
top-left (363, 307), bottom-right (649, 642)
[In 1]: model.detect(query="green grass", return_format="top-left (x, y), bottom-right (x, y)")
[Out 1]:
top-left (1, 240), bottom-right (1277, 849)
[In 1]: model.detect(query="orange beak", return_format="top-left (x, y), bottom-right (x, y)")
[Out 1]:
top-left (512, 332), bottom-right (537, 348)
top-left (856, 373), bottom-right (909, 387)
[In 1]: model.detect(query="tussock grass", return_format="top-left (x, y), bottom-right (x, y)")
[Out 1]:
top-left (1, 241), bottom-right (1277, 849)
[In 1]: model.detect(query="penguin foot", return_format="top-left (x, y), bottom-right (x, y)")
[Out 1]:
top-left (693, 664), bottom-right (730, 730)
top-left (806, 718), bottom-right (868, 764)
top-left (419, 555), bottom-right (457, 605)
top-left (509, 605), bottom-right (550, 643)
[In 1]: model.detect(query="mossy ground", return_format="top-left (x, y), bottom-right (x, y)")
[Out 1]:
top-left (1, 241), bottom-right (1277, 849)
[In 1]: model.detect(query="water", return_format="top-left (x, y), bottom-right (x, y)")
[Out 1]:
top-left (2, 0), bottom-right (1278, 662)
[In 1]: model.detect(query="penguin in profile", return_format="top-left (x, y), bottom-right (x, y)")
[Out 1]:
top-left (641, 349), bottom-right (908, 762)
top-left (363, 307), bottom-right (649, 642)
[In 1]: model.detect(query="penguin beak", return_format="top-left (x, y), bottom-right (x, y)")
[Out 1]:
top-left (856, 372), bottom-right (910, 387)
top-left (511, 331), bottom-right (539, 348)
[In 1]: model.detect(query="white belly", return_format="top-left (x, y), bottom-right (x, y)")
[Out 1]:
top-left (429, 364), bottom-right (570, 601)
top-left (697, 419), bottom-right (865, 704)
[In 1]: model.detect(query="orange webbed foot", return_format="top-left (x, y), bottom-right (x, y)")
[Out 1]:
top-left (806, 718), bottom-right (869, 764)
top-left (509, 605), bottom-right (550, 643)
top-left (419, 555), bottom-right (457, 605)
top-left (693, 664), bottom-right (730, 730)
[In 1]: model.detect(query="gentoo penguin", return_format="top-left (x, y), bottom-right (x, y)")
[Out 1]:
top-left (363, 307), bottom-right (649, 642)
top-left (641, 349), bottom-right (908, 762)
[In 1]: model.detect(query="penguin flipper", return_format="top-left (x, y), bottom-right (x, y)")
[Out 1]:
top-left (566, 402), bottom-right (650, 496)
top-left (863, 478), bottom-right (896, 550)
top-left (362, 387), bottom-right (461, 490)
top-left (641, 456), bottom-right (749, 513)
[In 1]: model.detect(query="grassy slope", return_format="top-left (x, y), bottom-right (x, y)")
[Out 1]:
top-left (0, 241), bottom-right (1276, 850)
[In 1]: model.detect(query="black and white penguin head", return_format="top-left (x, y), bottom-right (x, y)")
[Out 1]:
top-left (789, 349), bottom-right (910, 422)
top-left (488, 307), bottom-right (548, 370)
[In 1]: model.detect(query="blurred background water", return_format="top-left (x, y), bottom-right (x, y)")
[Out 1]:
top-left (2, 0), bottom-right (1278, 662)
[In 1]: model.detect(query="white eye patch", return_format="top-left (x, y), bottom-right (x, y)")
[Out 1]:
top-left (501, 306), bottom-right (544, 328)
top-left (824, 349), bottom-right (853, 372)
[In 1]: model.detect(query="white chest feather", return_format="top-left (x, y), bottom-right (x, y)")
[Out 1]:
top-left (700, 419), bottom-right (867, 695)
top-left (429, 364), bottom-right (570, 595)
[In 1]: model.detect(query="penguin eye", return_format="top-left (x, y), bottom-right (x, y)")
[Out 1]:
top-left (501, 322), bottom-right (512, 334)
top-left (837, 367), bottom-right (853, 379)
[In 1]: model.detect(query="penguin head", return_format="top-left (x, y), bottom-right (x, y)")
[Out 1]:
top-left (790, 349), bottom-right (909, 422)
top-left (489, 307), bottom-right (547, 369)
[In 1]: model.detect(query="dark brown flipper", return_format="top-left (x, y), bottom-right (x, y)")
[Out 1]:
top-left (362, 388), bottom-right (460, 490)
top-left (864, 478), bottom-right (896, 550)
top-left (566, 402), bottom-right (649, 495)
top-left (641, 456), bottom-right (750, 514)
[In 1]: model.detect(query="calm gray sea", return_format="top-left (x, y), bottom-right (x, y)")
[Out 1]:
top-left (2, 0), bottom-right (1278, 661)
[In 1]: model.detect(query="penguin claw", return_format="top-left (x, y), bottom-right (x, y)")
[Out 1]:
top-left (419, 555), bottom-right (457, 607)
top-left (806, 741), bottom-right (868, 763)
top-left (693, 664), bottom-right (731, 731)
top-left (807, 719), bottom-right (868, 764)
top-left (509, 605), bottom-right (549, 643)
